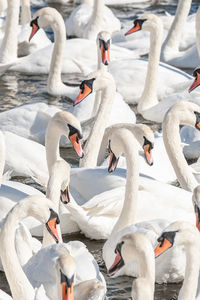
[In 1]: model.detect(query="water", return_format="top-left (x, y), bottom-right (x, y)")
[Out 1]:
top-left (0, 0), bottom-right (198, 298)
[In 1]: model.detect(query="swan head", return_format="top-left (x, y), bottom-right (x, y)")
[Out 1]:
top-left (154, 221), bottom-right (199, 258)
top-left (108, 233), bottom-right (154, 276)
top-left (74, 70), bottom-right (115, 106)
top-left (58, 248), bottom-right (75, 300)
top-left (97, 31), bottom-right (111, 66)
top-left (125, 14), bottom-right (162, 36)
top-left (192, 185), bottom-right (200, 231)
top-left (163, 101), bottom-right (200, 131)
top-left (50, 111), bottom-right (84, 158)
top-left (134, 124), bottom-right (154, 166)
top-left (189, 67), bottom-right (200, 93)
top-left (29, 7), bottom-right (63, 41)
top-left (17, 196), bottom-right (60, 243)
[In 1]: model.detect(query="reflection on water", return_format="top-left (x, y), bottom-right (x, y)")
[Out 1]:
top-left (0, 0), bottom-right (197, 298)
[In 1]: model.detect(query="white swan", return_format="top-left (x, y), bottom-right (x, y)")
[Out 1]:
top-left (162, 101), bottom-right (200, 192)
top-left (0, 0), bottom-right (50, 64)
top-left (108, 233), bottom-right (155, 300)
top-left (102, 127), bottom-right (195, 283)
top-left (24, 243), bottom-right (106, 300)
top-left (123, 14), bottom-right (200, 122)
top-left (73, 69), bottom-right (135, 168)
top-left (65, 0), bottom-right (121, 39)
top-left (160, 0), bottom-right (200, 69)
top-left (65, 124), bottom-right (154, 239)
top-left (0, 195), bottom-right (60, 300)
top-left (154, 221), bottom-right (200, 300)
top-left (109, 14), bottom-right (193, 106)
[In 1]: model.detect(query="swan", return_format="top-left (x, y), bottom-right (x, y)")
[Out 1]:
top-left (0, 111), bottom-right (84, 233)
top-left (0, 195), bottom-right (60, 300)
top-left (24, 243), bottom-right (106, 300)
top-left (5, 7), bottom-right (135, 75)
top-left (73, 69), bottom-right (135, 168)
top-left (109, 14), bottom-right (193, 106)
top-left (160, 0), bottom-right (200, 69)
top-left (154, 221), bottom-right (200, 300)
top-left (102, 127), bottom-right (195, 283)
top-left (162, 101), bottom-right (200, 192)
top-left (108, 233), bottom-right (155, 300)
top-left (122, 14), bottom-right (200, 122)
top-left (65, 0), bottom-right (121, 39)
top-left (64, 124), bottom-right (155, 239)
top-left (178, 67), bottom-right (200, 161)
top-left (0, 0), bottom-right (50, 64)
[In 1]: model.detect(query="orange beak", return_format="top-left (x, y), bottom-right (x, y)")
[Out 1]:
top-left (154, 239), bottom-right (172, 258)
top-left (189, 73), bottom-right (200, 93)
top-left (108, 251), bottom-right (122, 275)
top-left (29, 23), bottom-right (39, 41)
top-left (74, 84), bottom-right (92, 106)
top-left (101, 44), bottom-right (110, 65)
top-left (60, 186), bottom-right (70, 204)
top-left (108, 151), bottom-right (119, 173)
top-left (143, 144), bottom-right (153, 166)
top-left (46, 217), bottom-right (60, 243)
top-left (125, 23), bottom-right (141, 36)
top-left (196, 122), bottom-right (200, 130)
top-left (69, 133), bottom-right (84, 158)
top-left (62, 282), bottom-right (74, 300)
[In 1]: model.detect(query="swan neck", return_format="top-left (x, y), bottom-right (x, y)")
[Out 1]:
top-left (45, 121), bottom-right (61, 173)
top-left (112, 136), bottom-right (139, 234)
top-left (180, 242), bottom-right (200, 300)
top-left (196, 9), bottom-right (200, 56)
top-left (0, 0), bottom-right (20, 63)
top-left (138, 25), bottom-right (162, 113)
top-left (80, 81), bottom-right (115, 168)
top-left (162, 0), bottom-right (192, 51)
top-left (139, 248), bottom-right (155, 291)
top-left (84, 0), bottom-right (104, 39)
top-left (162, 114), bottom-right (197, 192)
top-left (47, 15), bottom-right (66, 92)
top-left (0, 204), bottom-right (35, 300)
top-left (21, 0), bottom-right (31, 25)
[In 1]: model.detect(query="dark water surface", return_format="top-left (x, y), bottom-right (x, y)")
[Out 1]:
top-left (0, 0), bottom-right (198, 299)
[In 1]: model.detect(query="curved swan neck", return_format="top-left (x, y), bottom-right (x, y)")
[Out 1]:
top-left (162, 112), bottom-right (197, 192)
top-left (80, 77), bottom-right (116, 168)
top-left (162, 0), bottom-right (192, 51)
top-left (111, 130), bottom-right (139, 234)
top-left (180, 241), bottom-right (200, 300)
top-left (137, 22), bottom-right (162, 113)
top-left (47, 12), bottom-right (66, 92)
top-left (45, 120), bottom-right (62, 173)
top-left (84, 0), bottom-right (104, 39)
top-left (0, 202), bottom-right (36, 300)
top-left (0, 0), bottom-right (20, 63)
top-left (21, 0), bottom-right (31, 25)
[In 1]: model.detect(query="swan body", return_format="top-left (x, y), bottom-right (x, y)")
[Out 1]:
top-left (109, 14), bottom-right (193, 105)
top-left (102, 127), bottom-right (195, 283)
top-left (66, 0), bottom-right (121, 39)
